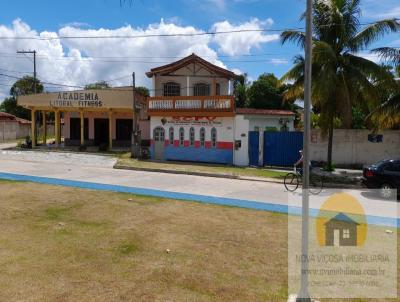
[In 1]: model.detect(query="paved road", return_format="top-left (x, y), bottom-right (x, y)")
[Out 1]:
top-left (0, 150), bottom-right (397, 223)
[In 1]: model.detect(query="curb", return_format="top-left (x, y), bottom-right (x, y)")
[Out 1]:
top-left (113, 164), bottom-right (361, 188)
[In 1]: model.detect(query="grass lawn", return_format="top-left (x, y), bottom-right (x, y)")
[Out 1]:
top-left (0, 180), bottom-right (397, 301)
top-left (117, 153), bottom-right (287, 179)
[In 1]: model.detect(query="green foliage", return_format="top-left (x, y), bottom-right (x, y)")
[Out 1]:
top-left (84, 81), bottom-right (110, 90)
top-left (281, 0), bottom-right (399, 165)
top-left (351, 106), bottom-right (367, 129)
top-left (135, 86), bottom-right (150, 97)
top-left (246, 73), bottom-right (285, 109)
top-left (233, 73), bottom-right (248, 108)
top-left (0, 76), bottom-right (44, 120)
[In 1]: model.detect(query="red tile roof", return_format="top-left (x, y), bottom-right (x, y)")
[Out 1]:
top-left (236, 108), bottom-right (295, 116)
top-left (146, 53), bottom-right (236, 79)
top-left (0, 112), bottom-right (31, 124)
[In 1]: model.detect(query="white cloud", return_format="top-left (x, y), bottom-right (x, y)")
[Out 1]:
top-left (0, 17), bottom-right (279, 99)
top-left (211, 18), bottom-right (279, 56)
top-left (270, 58), bottom-right (288, 65)
top-left (357, 52), bottom-right (381, 63)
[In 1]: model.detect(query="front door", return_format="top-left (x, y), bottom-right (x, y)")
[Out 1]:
top-left (153, 127), bottom-right (165, 160)
top-left (94, 118), bottom-right (109, 146)
top-left (333, 229), bottom-right (340, 247)
top-left (248, 131), bottom-right (260, 166)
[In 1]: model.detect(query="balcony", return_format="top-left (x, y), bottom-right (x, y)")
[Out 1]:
top-left (147, 95), bottom-right (235, 116)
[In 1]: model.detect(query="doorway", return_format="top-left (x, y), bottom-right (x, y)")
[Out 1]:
top-left (94, 118), bottom-right (109, 146)
top-left (153, 127), bottom-right (165, 160)
top-left (333, 229), bottom-right (340, 247)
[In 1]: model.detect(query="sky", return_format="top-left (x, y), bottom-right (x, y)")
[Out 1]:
top-left (0, 0), bottom-right (399, 101)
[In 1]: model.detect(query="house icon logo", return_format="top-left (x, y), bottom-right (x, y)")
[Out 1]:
top-left (316, 193), bottom-right (367, 247)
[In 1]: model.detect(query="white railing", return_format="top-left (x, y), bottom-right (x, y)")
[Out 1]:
top-left (175, 99), bottom-right (202, 109)
top-left (203, 99), bottom-right (231, 109)
top-left (148, 100), bottom-right (173, 110)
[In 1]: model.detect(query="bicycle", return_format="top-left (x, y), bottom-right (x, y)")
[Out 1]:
top-left (284, 166), bottom-right (324, 194)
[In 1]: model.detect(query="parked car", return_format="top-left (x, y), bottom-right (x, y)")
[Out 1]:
top-left (362, 159), bottom-right (400, 199)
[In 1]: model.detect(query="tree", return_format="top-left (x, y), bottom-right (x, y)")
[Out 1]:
top-left (247, 73), bottom-right (286, 109)
top-left (84, 81), bottom-right (110, 89)
top-left (233, 73), bottom-right (248, 108)
top-left (135, 86), bottom-right (150, 97)
top-left (368, 48), bottom-right (400, 129)
top-left (280, 0), bottom-right (399, 170)
top-left (0, 76), bottom-right (44, 120)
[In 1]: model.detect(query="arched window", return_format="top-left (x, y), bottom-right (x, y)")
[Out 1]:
top-left (200, 127), bottom-right (205, 147)
top-left (193, 83), bottom-right (210, 96)
top-left (211, 127), bottom-right (217, 148)
top-left (215, 83), bottom-right (221, 95)
top-left (189, 127), bottom-right (195, 146)
top-left (153, 127), bottom-right (165, 142)
top-left (163, 82), bottom-right (181, 96)
top-left (179, 127), bottom-right (185, 146)
top-left (169, 127), bottom-right (174, 145)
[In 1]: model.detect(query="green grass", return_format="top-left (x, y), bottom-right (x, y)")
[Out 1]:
top-left (117, 153), bottom-right (287, 179)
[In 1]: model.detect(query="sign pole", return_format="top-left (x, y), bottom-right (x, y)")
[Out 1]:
top-left (297, 0), bottom-right (312, 301)
top-left (131, 72), bottom-right (139, 158)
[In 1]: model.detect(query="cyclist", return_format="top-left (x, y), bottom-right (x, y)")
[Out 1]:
top-left (294, 149), bottom-right (312, 175)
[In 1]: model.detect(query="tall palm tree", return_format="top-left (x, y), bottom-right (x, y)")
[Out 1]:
top-left (280, 0), bottom-right (399, 169)
top-left (368, 47), bottom-right (400, 129)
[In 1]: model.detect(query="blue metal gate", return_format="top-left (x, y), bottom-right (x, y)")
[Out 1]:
top-left (248, 131), bottom-right (260, 166)
top-left (263, 131), bottom-right (303, 166)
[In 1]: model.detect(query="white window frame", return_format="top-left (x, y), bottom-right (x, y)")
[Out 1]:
top-left (169, 127), bottom-right (174, 145)
top-left (189, 127), bottom-right (195, 146)
top-left (343, 229), bottom-right (350, 239)
top-left (200, 127), bottom-right (205, 147)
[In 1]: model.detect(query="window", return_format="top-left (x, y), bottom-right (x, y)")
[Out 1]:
top-left (153, 127), bottom-right (165, 142)
top-left (200, 127), bottom-right (205, 147)
top-left (169, 127), bottom-right (174, 145)
top-left (163, 82), bottom-right (181, 96)
top-left (189, 127), bottom-right (195, 146)
top-left (211, 127), bottom-right (217, 148)
top-left (215, 83), bottom-right (220, 95)
top-left (179, 127), bottom-right (185, 146)
top-left (193, 83), bottom-right (210, 96)
top-left (343, 229), bottom-right (350, 239)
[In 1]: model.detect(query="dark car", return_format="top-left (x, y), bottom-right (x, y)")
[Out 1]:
top-left (362, 159), bottom-right (400, 199)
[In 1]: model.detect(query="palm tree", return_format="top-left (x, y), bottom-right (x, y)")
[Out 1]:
top-left (368, 47), bottom-right (400, 129)
top-left (280, 0), bottom-right (399, 169)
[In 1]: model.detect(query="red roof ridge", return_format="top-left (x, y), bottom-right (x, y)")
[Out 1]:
top-left (146, 53), bottom-right (236, 79)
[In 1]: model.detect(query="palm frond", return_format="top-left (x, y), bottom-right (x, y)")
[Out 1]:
top-left (349, 19), bottom-right (400, 51)
top-left (280, 30), bottom-right (306, 48)
top-left (371, 47), bottom-right (400, 65)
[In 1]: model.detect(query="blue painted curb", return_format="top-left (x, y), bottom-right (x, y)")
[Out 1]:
top-left (0, 172), bottom-right (398, 228)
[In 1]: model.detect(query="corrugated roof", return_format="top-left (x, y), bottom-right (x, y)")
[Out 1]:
top-left (236, 108), bottom-right (295, 116)
top-left (0, 112), bottom-right (31, 124)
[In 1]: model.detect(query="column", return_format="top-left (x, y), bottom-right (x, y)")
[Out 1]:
top-left (108, 110), bottom-right (113, 150)
top-left (31, 109), bottom-right (36, 148)
top-left (80, 110), bottom-right (84, 146)
top-left (213, 78), bottom-right (217, 95)
top-left (42, 111), bottom-right (47, 146)
top-left (186, 76), bottom-right (190, 96)
top-left (55, 110), bottom-right (60, 147)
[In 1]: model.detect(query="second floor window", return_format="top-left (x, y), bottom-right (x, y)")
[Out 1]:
top-left (179, 127), bottom-right (185, 146)
top-left (193, 83), bottom-right (210, 96)
top-left (163, 82), bottom-right (181, 96)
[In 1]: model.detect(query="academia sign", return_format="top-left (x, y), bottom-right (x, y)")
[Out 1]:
top-left (49, 92), bottom-right (103, 108)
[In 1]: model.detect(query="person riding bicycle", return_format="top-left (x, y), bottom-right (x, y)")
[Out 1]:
top-left (294, 149), bottom-right (311, 175)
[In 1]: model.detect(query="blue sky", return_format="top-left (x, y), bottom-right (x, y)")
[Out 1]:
top-left (0, 0), bottom-right (398, 99)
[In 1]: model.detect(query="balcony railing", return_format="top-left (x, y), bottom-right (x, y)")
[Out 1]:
top-left (147, 95), bottom-right (234, 113)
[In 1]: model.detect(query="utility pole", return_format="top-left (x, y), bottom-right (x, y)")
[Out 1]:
top-left (131, 72), bottom-right (140, 158)
top-left (297, 0), bottom-right (312, 301)
top-left (17, 50), bottom-right (38, 145)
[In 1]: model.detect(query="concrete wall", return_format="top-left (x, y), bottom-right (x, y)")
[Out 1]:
top-left (233, 114), bottom-right (296, 166)
top-left (310, 129), bottom-right (400, 166)
top-left (0, 121), bottom-right (31, 142)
